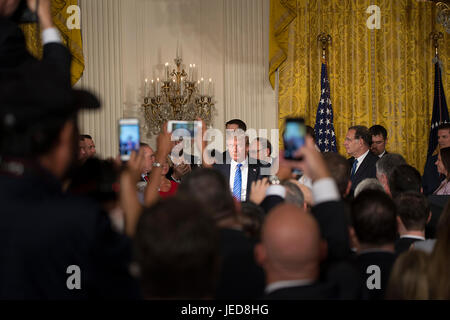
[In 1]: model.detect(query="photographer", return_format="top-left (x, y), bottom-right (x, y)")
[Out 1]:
top-left (0, 0), bottom-right (70, 84)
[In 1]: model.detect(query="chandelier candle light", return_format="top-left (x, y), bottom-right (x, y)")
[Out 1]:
top-left (141, 54), bottom-right (215, 136)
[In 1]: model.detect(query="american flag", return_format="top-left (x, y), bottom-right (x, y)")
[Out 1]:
top-left (426, 57), bottom-right (449, 158)
top-left (314, 63), bottom-right (337, 152)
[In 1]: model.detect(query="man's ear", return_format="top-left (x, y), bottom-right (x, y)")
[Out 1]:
top-left (396, 215), bottom-right (404, 231)
top-left (254, 243), bottom-right (266, 267)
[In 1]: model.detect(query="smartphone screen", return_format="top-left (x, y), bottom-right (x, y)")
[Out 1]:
top-left (283, 118), bottom-right (305, 160)
top-left (119, 118), bottom-right (140, 161)
top-left (168, 120), bottom-right (202, 137)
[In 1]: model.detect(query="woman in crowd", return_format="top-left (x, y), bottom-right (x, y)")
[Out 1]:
top-left (433, 147), bottom-right (450, 195)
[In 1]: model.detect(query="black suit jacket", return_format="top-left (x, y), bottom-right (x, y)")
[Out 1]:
top-left (0, 167), bottom-right (140, 299)
top-left (264, 282), bottom-right (338, 300)
top-left (213, 159), bottom-right (262, 202)
top-left (348, 151), bottom-right (379, 192)
top-left (0, 17), bottom-right (71, 85)
top-left (395, 237), bottom-right (423, 256)
top-left (427, 195), bottom-right (450, 238)
top-left (356, 251), bottom-right (396, 300)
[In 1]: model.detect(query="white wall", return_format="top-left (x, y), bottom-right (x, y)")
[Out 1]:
top-left (77, 0), bottom-right (276, 158)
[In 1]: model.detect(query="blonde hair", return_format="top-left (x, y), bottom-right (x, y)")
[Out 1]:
top-left (386, 250), bottom-right (429, 300)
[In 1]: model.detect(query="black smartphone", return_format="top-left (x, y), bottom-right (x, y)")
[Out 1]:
top-left (11, 0), bottom-right (38, 24)
top-left (283, 118), bottom-right (306, 160)
top-left (118, 118), bottom-right (140, 161)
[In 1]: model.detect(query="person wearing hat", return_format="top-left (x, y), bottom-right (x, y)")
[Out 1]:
top-left (0, 64), bottom-right (140, 299)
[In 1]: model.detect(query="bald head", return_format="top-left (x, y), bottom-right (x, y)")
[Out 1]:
top-left (256, 204), bottom-right (321, 282)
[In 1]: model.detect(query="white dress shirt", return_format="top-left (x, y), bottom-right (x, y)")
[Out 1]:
top-left (229, 158), bottom-right (249, 201)
top-left (378, 150), bottom-right (386, 158)
top-left (265, 279), bottom-right (315, 294)
top-left (42, 28), bottom-right (62, 45)
top-left (354, 149), bottom-right (370, 174)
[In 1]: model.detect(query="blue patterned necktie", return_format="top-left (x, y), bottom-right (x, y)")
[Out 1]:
top-left (233, 164), bottom-right (242, 201)
top-left (351, 159), bottom-right (358, 177)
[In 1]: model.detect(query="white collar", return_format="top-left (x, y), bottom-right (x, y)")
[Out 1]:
top-left (378, 150), bottom-right (386, 158)
top-left (400, 235), bottom-right (425, 240)
top-left (265, 279), bottom-right (315, 294)
top-left (355, 149), bottom-right (370, 164)
top-left (231, 158), bottom-right (248, 167)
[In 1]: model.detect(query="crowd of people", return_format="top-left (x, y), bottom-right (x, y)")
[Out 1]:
top-left (0, 0), bottom-right (449, 300)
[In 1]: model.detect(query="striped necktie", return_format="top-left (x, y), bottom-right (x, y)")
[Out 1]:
top-left (351, 159), bottom-right (358, 177)
top-left (232, 164), bottom-right (242, 201)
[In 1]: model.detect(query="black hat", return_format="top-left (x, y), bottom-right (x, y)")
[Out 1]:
top-left (0, 63), bottom-right (100, 132)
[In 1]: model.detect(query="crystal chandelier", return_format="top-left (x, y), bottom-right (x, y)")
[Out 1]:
top-left (141, 56), bottom-right (215, 136)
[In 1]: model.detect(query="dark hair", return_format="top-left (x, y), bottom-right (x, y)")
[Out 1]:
top-left (225, 119), bottom-right (247, 131)
top-left (135, 197), bottom-right (219, 299)
top-left (395, 192), bottom-right (430, 231)
top-left (68, 157), bottom-right (120, 203)
top-left (139, 142), bottom-right (149, 148)
top-left (349, 125), bottom-right (372, 147)
top-left (437, 123), bottom-right (450, 132)
top-left (240, 202), bottom-right (265, 241)
top-left (178, 168), bottom-right (237, 222)
top-left (1, 115), bottom-right (75, 157)
top-left (255, 137), bottom-right (272, 154)
top-left (80, 134), bottom-right (92, 141)
top-left (351, 190), bottom-right (397, 246)
top-left (439, 147), bottom-right (450, 179)
top-left (369, 125), bottom-right (387, 140)
top-left (306, 125), bottom-right (316, 142)
top-left (323, 152), bottom-right (351, 197)
top-left (389, 164), bottom-right (422, 198)
top-left (375, 153), bottom-right (407, 176)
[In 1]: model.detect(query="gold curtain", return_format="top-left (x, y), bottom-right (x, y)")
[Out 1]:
top-left (20, 0), bottom-right (84, 85)
top-left (270, 0), bottom-right (450, 173)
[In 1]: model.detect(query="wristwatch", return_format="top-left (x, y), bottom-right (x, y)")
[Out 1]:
top-left (152, 162), bottom-right (162, 168)
top-left (269, 175), bottom-right (280, 185)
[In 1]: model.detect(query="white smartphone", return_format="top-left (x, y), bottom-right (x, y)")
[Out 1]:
top-left (167, 120), bottom-right (202, 138)
top-left (118, 118), bottom-right (140, 161)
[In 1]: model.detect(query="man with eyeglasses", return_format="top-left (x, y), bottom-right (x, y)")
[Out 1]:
top-left (369, 125), bottom-right (388, 158)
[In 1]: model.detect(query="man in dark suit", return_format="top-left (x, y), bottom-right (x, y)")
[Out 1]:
top-left (394, 192), bottom-right (430, 256)
top-left (0, 0), bottom-right (71, 85)
top-left (369, 125), bottom-right (388, 158)
top-left (351, 190), bottom-right (397, 300)
top-left (375, 153), bottom-right (407, 195)
top-left (212, 129), bottom-right (262, 202)
top-left (344, 125), bottom-right (379, 193)
top-left (256, 203), bottom-right (337, 300)
top-left (422, 123), bottom-right (450, 195)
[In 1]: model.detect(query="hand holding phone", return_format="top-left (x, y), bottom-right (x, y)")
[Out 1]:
top-left (283, 118), bottom-right (305, 160)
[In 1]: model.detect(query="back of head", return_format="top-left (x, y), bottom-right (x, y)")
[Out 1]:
top-left (323, 152), bottom-right (351, 197)
top-left (389, 164), bottom-right (422, 198)
top-left (351, 190), bottom-right (397, 247)
top-left (354, 178), bottom-right (384, 197)
top-left (240, 201), bottom-right (265, 241)
top-left (178, 168), bottom-right (237, 222)
top-left (369, 125), bottom-right (387, 139)
top-left (306, 125), bottom-right (316, 143)
top-left (281, 180), bottom-right (305, 208)
top-left (386, 250), bottom-right (429, 300)
top-left (261, 204), bottom-right (321, 277)
top-left (428, 199), bottom-right (450, 299)
top-left (375, 153), bottom-right (407, 177)
top-left (349, 125), bottom-right (372, 147)
top-left (135, 197), bottom-right (219, 299)
top-left (68, 158), bottom-right (120, 204)
top-left (395, 192), bottom-right (429, 231)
